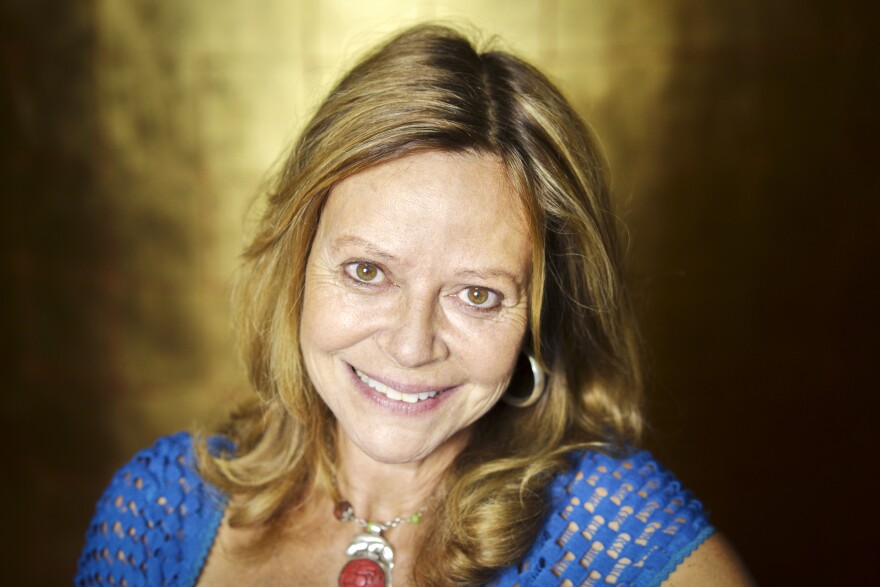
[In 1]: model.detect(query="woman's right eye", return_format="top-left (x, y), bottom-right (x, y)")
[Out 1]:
top-left (345, 262), bottom-right (385, 284)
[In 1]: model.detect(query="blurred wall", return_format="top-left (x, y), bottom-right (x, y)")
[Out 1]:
top-left (2, 0), bottom-right (876, 584)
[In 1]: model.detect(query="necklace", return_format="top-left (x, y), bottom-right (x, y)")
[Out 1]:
top-left (333, 497), bottom-right (423, 587)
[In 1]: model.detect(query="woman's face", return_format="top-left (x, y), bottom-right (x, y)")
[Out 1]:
top-left (300, 150), bottom-right (532, 465)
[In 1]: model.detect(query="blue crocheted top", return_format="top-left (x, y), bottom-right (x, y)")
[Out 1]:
top-left (76, 433), bottom-right (713, 586)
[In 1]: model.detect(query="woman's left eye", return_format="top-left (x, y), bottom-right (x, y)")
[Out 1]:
top-left (457, 287), bottom-right (500, 309)
top-left (345, 262), bottom-right (386, 284)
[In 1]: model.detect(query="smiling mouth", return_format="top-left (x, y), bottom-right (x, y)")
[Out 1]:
top-left (353, 368), bottom-right (442, 403)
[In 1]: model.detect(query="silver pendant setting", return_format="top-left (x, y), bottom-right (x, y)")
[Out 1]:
top-left (338, 531), bottom-right (394, 587)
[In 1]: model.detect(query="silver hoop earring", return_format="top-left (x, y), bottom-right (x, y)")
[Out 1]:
top-left (502, 352), bottom-right (546, 408)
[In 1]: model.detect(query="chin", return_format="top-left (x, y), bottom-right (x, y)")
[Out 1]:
top-left (343, 419), bottom-right (470, 466)
top-left (348, 426), bottom-right (442, 464)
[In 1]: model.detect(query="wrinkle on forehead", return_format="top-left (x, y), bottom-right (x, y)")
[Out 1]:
top-left (316, 150), bottom-right (533, 290)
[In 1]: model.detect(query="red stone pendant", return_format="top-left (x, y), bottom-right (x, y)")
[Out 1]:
top-left (338, 558), bottom-right (387, 587)
top-left (340, 532), bottom-right (394, 587)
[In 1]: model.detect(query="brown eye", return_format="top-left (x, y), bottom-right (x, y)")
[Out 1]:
top-left (467, 287), bottom-right (490, 305)
top-left (356, 263), bottom-right (378, 281)
top-left (457, 286), bottom-right (500, 310)
top-left (347, 262), bottom-right (384, 283)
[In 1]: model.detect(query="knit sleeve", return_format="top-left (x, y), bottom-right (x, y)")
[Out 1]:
top-left (75, 432), bottom-right (227, 587)
top-left (492, 450), bottom-right (714, 587)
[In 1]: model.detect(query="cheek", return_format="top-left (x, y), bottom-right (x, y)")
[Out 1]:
top-left (452, 319), bottom-right (527, 389)
top-left (300, 280), bottom-right (380, 357)
top-left (300, 281), bottom-right (329, 353)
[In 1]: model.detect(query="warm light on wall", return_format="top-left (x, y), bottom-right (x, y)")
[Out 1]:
top-left (88, 0), bottom-right (679, 452)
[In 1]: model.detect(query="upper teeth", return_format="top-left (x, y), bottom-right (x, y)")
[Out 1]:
top-left (355, 369), bottom-right (439, 403)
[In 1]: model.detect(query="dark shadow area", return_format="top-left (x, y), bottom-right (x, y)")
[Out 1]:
top-left (629, 2), bottom-right (879, 584)
top-left (1, 1), bottom-right (120, 583)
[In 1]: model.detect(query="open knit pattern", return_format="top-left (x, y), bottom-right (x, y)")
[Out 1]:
top-left (76, 433), bottom-right (226, 587)
top-left (490, 451), bottom-right (714, 586)
top-left (76, 434), bottom-right (712, 586)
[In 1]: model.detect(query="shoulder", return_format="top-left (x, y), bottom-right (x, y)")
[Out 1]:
top-left (76, 432), bottom-right (228, 587)
top-left (660, 533), bottom-right (755, 586)
top-left (496, 449), bottom-right (718, 586)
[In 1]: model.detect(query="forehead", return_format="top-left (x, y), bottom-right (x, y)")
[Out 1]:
top-left (317, 150), bottom-right (532, 275)
top-left (329, 150), bottom-right (522, 211)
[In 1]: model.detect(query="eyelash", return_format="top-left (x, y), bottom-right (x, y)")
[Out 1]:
top-left (342, 261), bottom-right (504, 314)
top-left (455, 287), bottom-right (502, 313)
top-left (344, 261), bottom-right (387, 286)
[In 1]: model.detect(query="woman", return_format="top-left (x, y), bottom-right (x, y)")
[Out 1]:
top-left (76, 25), bottom-right (752, 586)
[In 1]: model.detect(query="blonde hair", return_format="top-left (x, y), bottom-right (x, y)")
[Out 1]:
top-left (199, 24), bottom-right (643, 585)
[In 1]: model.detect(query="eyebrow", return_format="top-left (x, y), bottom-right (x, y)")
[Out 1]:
top-left (331, 235), bottom-right (400, 263)
top-left (455, 268), bottom-right (526, 291)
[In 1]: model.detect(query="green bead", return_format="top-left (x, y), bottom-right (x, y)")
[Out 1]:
top-left (410, 513), bottom-right (421, 524)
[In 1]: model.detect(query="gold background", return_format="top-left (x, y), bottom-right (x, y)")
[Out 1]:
top-left (2, 0), bottom-right (876, 583)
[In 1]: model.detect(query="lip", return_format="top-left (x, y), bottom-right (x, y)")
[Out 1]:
top-left (352, 366), bottom-right (450, 395)
top-left (345, 363), bottom-right (459, 414)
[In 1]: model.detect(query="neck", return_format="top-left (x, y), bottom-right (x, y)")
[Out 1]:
top-left (333, 424), bottom-right (469, 522)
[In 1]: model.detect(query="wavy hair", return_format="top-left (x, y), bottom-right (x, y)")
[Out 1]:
top-left (198, 24), bottom-right (643, 586)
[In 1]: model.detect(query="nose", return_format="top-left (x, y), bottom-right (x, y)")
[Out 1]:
top-left (378, 293), bottom-right (448, 368)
